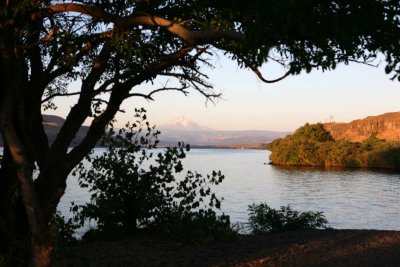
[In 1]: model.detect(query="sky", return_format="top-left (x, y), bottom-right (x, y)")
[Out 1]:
top-left (48, 54), bottom-right (400, 132)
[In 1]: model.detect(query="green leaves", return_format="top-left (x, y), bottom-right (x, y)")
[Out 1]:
top-left (293, 123), bottom-right (334, 142)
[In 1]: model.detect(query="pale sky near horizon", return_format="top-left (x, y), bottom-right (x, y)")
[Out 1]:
top-left (47, 54), bottom-right (400, 132)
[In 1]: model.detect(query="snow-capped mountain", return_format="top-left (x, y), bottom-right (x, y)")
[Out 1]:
top-left (157, 117), bottom-right (290, 148)
top-left (158, 116), bottom-right (214, 132)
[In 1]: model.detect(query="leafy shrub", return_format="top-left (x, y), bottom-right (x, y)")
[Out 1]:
top-left (153, 209), bottom-right (235, 242)
top-left (247, 203), bottom-right (328, 234)
top-left (72, 108), bottom-right (233, 242)
top-left (53, 212), bottom-right (78, 246)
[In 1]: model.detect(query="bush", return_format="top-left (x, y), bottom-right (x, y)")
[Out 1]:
top-left (247, 203), bottom-right (328, 234)
top-left (72, 108), bottom-right (233, 242)
top-left (153, 209), bottom-right (235, 242)
top-left (53, 212), bottom-right (78, 246)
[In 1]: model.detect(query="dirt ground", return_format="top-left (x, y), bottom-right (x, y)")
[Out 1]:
top-left (55, 229), bottom-right (400, 267)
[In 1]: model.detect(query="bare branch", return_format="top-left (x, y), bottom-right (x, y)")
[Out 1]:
top-left (41, 91), bottom-right (81, 103)
top-left (267, 55), bottom-right (289, 68)
top-left (348, 59), bottom-right (379, 67)
top-left (128, 93), bottom-right (154, 100)
top-left (129, 84), bottom-right (190, 101)
top-left (160, 68), bottom-right (221, 102)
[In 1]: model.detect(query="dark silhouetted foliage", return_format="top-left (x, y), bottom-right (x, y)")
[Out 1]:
top-left (247, 203), bottom-right (328, 234)
top-left (53, 212), bottom-right (78, 247)
top-left (71, 109), bottom-right (234, 242)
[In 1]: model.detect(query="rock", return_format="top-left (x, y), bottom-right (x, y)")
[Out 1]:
top-left (324, 112), bottom-right (400, 142)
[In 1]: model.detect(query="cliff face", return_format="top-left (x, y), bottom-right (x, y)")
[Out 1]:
top-left (324, 112), bottom-right (400, 142)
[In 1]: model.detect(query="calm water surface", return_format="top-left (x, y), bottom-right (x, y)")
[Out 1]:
top-left (59, 148), bottom-right (400, 230)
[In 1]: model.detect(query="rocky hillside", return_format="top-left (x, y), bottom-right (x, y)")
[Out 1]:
top-left (324, 112), bottom-right (400, 142)
top-left (0, 115), bottom-right (89, 146)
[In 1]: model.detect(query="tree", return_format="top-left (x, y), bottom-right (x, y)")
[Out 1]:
top-left (0, 1), bottom-right (399, 266)
top-left (292, 123), bottom-right (334, 142)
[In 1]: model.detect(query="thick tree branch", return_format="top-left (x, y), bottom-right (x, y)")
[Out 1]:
top-left (250, 66), bottom-right (291, 83)
top-left (238, 55), bottom-right (291, 83)
top-left (25, 21), bottom-right (51, 166)
top-left (66, 87), bottom-right (128, 168)
top-left (42, 43), bottom-right (112, 169)
top-left (44, 3), bottom-right (244, 44)
top-left (35, 45), bottom-right (113, 220)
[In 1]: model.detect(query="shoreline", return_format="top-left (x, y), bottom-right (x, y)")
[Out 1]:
top-left (268, 162), bottom-right (400, 173)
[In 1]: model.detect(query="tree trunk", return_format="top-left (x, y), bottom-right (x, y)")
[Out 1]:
top-left (0, 155), bottom-right (57, 267)
top-left (0, 144), bottom-right (54, 267)
top-left (31, 236), bottom-right (54, 267)
top-left (0, 30), bottom-right (54, 266)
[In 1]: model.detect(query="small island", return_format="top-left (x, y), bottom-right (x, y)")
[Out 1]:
top-left (267, 123), bottom-right (400, 170)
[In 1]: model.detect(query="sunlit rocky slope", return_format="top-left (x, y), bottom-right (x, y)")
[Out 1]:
top-left (324, 112), bottom-right (400, 142)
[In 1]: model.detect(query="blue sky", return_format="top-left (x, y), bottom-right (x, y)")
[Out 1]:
top-left (48, 54), bottom-right (400, 132)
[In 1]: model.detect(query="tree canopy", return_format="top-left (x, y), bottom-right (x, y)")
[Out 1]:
top-left (0, 1), bottom-right (399, 266)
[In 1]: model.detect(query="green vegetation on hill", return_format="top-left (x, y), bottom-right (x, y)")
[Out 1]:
top-left (267, 123), bottom-right (400, 170)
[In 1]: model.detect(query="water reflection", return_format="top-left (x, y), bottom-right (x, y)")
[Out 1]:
top-left (59, 148), bottom-right (400, 231)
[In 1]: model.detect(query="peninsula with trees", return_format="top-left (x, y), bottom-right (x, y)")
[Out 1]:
top-left (267, 112), bottom-right (400, 170)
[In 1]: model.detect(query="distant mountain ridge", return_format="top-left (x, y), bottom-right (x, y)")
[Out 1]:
top-left (324, 112), bottom-right (400, 142)
top-left (0, 115), bottom-right (289, 148)
top-left (158, 117), bottom-right (290, 147)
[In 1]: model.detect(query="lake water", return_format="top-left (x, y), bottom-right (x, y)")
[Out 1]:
top-left (59, 148), bottom-right (400, 231)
